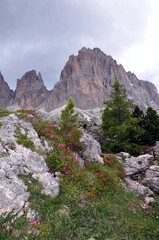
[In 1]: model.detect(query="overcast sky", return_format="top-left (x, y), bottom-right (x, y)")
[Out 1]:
top-left (0, 0), bottom-right (159, 91)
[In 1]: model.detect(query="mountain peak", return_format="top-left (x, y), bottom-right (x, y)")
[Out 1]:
top-left (43, 47), bottom-right (159, 112)
top-left (13, 70), bottom-right (49, 108)
top-left (0, 47), bottom-right (159, 113)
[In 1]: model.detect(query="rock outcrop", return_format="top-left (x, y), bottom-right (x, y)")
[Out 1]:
top-left (117, 152), bottom-right (159, 198)
top-left (143, 166), bottom-right (159, 192)
top-left (0, 72), bottom-right (14, 107)
top-left (44, 47), bottom-right (159, 112)
top-left (80, 133), bottom-right (103, 163)
top-left (0, 114), bottom-right (59, 216)
top-left (13, 70), bottom-right (49, 108)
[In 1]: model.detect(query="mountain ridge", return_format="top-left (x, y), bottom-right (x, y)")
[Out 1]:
top-left (1, 47), bottom-right (159, 113)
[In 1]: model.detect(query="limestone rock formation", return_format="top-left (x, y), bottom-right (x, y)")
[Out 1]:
top-left (1, 47), bottom-right (159, 114)
top-left (125, 178), bottom-right (153, 196)
top-left (0, 72), bottom-right (14, 107)
top-left (13, 70), bottom-right (49, 108)
top-left (80, 133), bottom-right (103, 163)
top-left (117, 152), bottom-right (159, 198)
top-left (120, 153), bottom-right (154, 176)
top-left (0, 114), bottom-right (59, 216)
top-left (44, 47), bottom-right (159, 112)
top-left (143, 166), bottom-right (159, 192)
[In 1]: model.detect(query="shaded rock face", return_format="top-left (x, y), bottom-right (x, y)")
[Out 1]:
top-left (0, 72), bottom-right (14, 107)
top-left (44, 47), bottom-right (159, 112)
top-left (13, 70), bottom-right (49, 108)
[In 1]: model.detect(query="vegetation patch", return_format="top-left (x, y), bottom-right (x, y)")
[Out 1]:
top-left (15, 124), bottom-right (35, 151)
top-left (1, 98), bottom-right (159, 239)
top-left (16, 109), bottom-right (37, 121)
top-left (1, 172), bottom-right (159, 239)
top-left (0, 108), bottom-right (11, 117)
top-left (101, 81), bottom-right (159, 155)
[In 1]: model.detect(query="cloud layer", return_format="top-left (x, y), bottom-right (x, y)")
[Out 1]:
top-left (1, 0), bottom-right (158, 91)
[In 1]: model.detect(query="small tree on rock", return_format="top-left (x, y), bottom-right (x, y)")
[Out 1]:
top-left (60, 97), bottom-right (78, 132)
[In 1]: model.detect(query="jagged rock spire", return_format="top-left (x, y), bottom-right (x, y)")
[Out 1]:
top-left (0, 72), bottom-right (14, 107)
top-left (13, 70), bottom-right (49, 108)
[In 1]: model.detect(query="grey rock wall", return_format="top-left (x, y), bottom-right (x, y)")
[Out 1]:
top-left (0, 72), bottom-right (14, 107)
top-left (0, 114), bottom-right (59, 216)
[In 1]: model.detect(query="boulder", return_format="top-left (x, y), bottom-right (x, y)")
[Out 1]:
top-left (32, 172), bottom-right (59, 196)
top-left (125, 178), bottom-right (153, 196)
top-left (152, 141), bottom-right (159, 161)
top-left (117, 153), bottom-right (154, 176)
top-left (143, 166), bottom-right (159, 192)
top-left (0, 176), bottom-right (29, 215)
top-left (80, 133), bottom-right (103, 163)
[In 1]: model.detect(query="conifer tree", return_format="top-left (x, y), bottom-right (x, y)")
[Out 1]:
top-left (102, 81), bottom-right (133, 136)
top-left (60, 97), bottom-right (78, 132)
top-left (132, 105), bottom-right (144, 118)
top-left (141, 107), bottom-right (159, 144)
top-left (102, 81), bottom-right (144, 154)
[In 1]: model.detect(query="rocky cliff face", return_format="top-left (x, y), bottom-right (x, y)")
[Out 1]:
top-left (1, 47), bottom-right (159, 113)
top-left (0, 72), bottom-right (14, 107)
top-left (13, 70), bottom-right (50, 108)
top-left (44, 47), bottom-right (159, 112)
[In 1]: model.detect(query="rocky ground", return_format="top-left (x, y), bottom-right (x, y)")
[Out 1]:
top-left (0, 114), bottom-right (59, 217)
top-left (0, 113), bottom-right (104, 218)
top-left (0, 113), bottom-right (159, 239)
top-left (117, 151), bottom-right (159, 205)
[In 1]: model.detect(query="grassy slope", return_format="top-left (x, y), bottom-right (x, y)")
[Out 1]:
top-left (0, 109), bottom-right (159, 239)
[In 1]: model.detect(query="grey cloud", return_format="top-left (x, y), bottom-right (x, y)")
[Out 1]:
top-left (0, 0), bottom-right (150, 90)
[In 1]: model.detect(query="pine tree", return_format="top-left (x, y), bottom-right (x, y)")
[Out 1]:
top-left (102, 81), bottom-right (133, 136)
top-left (141, 107), bottom-right (159, 144)
top-left (102, 81), bottom-right (144, 155)
top-left (132, 105), bottom-right (144, 118)
top-left (60, 97), bottom-right (78, 132)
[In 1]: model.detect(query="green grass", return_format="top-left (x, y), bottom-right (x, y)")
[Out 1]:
top-left (0, 108), bottom-right (12, 117)
top-left (16, 133), bottom-right (35, 150)
top-left (14, 123), bottom-right (36, 151)
top-left (1, 110), bottom-right (159, 239)
top-left (1, 167), bottom-right (159, 240)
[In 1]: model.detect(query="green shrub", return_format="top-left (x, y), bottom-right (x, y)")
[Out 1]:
top-left (60, 97), bottom-right (78, 132)
top-left (16, 133), bottom-right (35, 150)
top-left (16, 108), bottom-right (37, 121)
top-left (0, 108), bottom-right (11, 117)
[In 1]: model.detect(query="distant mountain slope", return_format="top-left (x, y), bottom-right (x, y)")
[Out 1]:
top-left (0, 72), bottom-right (14, 107)
top-left (12, 70), bottom-right (50, 108)
top-left (43, 47), bottom-right (159, 112)
top-left (0, 47), bottom-right (159, 113)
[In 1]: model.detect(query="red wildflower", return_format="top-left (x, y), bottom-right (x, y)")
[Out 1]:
top-left (29, 220), bottom-right (39, 225)
top-left (79, 167), bottom-right (85, 171)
